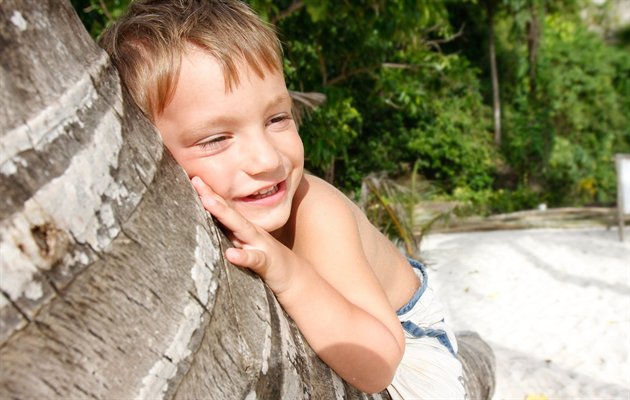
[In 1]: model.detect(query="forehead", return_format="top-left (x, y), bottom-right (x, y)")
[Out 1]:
top-left (172, 46), bottom-right (288, 107)
top-left (180, 43), bottom-right (279, 94)
top-left (155, 46), bottom-right (289, 143)
top-left (174, 44), bottom-right (286, 98)
top-left (179, 45), bottom-right (228, 92)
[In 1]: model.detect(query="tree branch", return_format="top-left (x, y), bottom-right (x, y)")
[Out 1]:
top-left (382, 63), bottom-right (420, 70)
top-left (98, 0), bottom-right (113, 22)
top-left (271, 0), bottom-right (305, 25)
top-left (424, 23), bottom-right (466, 52)
top-left (316, 43), bottom-right (328, 86)
top-left (327, 64), bottom-right (381, 86)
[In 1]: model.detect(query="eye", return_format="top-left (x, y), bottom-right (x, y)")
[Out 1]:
top-left (197, 135), bottom-right (230, 152)
top-left (267, 114), bottom-right (292, 129)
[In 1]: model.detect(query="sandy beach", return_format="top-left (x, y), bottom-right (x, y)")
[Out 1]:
top-left (422, 227), bottom-right (630, 400)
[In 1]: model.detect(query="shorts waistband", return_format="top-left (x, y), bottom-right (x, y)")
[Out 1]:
top-left (395, 258), bottom-right (457, 357)
top-left (396, 258), bottom-right (428, 316)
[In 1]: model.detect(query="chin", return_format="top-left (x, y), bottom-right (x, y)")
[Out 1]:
top-left (256, 218), bottom-right (287, 234)
top-left (252, 210), bottom-right (290, 233)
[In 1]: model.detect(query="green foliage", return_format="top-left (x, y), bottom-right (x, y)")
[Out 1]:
top-left (299, 90), bottom-right (361, 175)
top-left (71, 0), bottom-right (131, 38)
top-left (401, 57), bottom-right (496, 192)
top-left (270, 1), bottom-right (499, 196)
top-left (70, 0), bottom-right (630, 218)
top-left (501, 13), bottom-right (630, 206)
top-left (452, 186), bottom-right (541, 216)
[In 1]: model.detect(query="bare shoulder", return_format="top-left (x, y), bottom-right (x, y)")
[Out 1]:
top-left (289, 173), bottom-right (386, 271)
top-left (291, 174), bottom-right (360, 240)
top-left (290, 174), bottom-right (413, 319)
top-left (300, 174), bottom-right (351, 206)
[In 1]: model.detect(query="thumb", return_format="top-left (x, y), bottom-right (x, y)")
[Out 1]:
top-left (225, 247), bottom-right (268, 272)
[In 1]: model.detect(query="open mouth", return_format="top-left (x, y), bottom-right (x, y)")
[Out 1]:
top-left (248, 184), bottom-right (279, 200)
top-left (240, 180), bottom-right (286, 203)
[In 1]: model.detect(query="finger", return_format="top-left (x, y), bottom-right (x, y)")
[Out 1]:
top-left (199, 195), bottom-right (259, 242)
top-left (191, 176), bottom-right (226, 205)
top-left (191, 176), bottom-right (212, 196)
top-left (225, 247), bottom-right (267, 272)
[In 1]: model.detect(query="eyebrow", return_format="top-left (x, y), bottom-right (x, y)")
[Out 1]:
top-left (179, 116), bottom-right (237, 145)
top-left (266, 92), bottom-right (292, 110)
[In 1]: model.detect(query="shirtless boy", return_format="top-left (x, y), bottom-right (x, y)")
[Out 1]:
top-left (100, 1), bottom-right (465, 397)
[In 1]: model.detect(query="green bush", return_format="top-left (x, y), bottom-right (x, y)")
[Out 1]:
top-left (70, 0), bottom-right (630, 215)
top-left (497, 13), bottom-right (630, 207)
top-left (70, 0), bottom-right (131, 38)
top-left (298, 90), bottom-right (361, 177)
top-left (452, 186), bottom-right (541, 216)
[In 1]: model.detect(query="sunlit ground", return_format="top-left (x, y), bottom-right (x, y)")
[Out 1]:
top-left (423, 227), bottom-right (630, 400)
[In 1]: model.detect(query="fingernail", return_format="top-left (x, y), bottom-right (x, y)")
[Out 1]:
top-left (226, 247), bottom-right (241, 262)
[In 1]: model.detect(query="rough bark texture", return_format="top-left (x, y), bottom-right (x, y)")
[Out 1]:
top-left (456, 332), bottom-right (496, 400)
top-left (0, 1), bottom-right (494, 399)
top-left (526, 2), bottom-right (540, 101)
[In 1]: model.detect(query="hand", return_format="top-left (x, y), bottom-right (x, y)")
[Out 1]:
top-left (192, 176), bottom-right (404, 392)
top-left (191, 176), bottom-right (296, 294)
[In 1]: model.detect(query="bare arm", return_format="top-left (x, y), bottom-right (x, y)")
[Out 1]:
top-left (192, 176), bottom-right (404, 393)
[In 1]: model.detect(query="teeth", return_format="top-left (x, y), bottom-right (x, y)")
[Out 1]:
top-left (250, 185), bottom-right (278, 199)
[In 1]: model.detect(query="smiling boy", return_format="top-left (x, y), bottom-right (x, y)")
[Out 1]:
top-left (156, 45), bottom-right (303, 236)
top-left (100, 1), bottom-right (465, 397)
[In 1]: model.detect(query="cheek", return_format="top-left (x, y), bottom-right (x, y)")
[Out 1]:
top-left (180, 158), bottom-right (234, 196)
top-left (166, 150), bottom-right (198, 180)
top-left (284, 132), bottom-right (304, 166)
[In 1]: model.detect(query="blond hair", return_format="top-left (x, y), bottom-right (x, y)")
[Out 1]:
top-left (99, 0), bottom-right (283, 120)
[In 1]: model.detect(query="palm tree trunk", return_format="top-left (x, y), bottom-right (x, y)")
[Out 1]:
top-left (0, 1), bottom-right (495, 398)
top-left (0, 1), bottom-right (389, 398)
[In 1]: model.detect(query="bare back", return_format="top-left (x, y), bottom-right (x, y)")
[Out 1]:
top-left (284, 174), bottom-right (419, 311)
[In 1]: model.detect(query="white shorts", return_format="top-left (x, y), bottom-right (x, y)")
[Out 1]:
top-left (387, 259), bottom-right (466, 400)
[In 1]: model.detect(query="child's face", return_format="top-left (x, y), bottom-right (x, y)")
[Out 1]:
top-left (155, 46), bottom-right (304, 234)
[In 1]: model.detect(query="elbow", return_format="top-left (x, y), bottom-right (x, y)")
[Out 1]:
top-left (348, 353), bottom-right (401, 394)
top-left (362, 381), bottom-right (394, 395)
top-left (351, 368), bottom-right (397, 394)
top-left (370, 340), bottom-right (403, 393)
top-left (362, 342), bottom-right (404, 393)
top-left (319, 329), bottom-right (404, 394)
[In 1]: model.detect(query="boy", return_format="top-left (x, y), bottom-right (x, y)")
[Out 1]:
top-left (99, 1), bottom-right (465, 397)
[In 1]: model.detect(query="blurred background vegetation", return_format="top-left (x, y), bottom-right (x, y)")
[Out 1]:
top-left (71, 0), bottom-right (630, 236)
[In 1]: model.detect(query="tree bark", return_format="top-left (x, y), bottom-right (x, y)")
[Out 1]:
top-left (527, 1), bottom-right (541, 101)
top-left (0, 1), bottom-right (388, 398)
top-left (486, 0), bottom-right (502, 147)
top-left (0, 1), bottom-right (494, 399)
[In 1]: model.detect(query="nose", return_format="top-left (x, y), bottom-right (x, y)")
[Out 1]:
top-left (242, 132), bottom-right (282, 176)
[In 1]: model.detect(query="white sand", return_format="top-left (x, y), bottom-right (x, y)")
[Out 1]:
top-left (422, 227), bottom-right (630, 400)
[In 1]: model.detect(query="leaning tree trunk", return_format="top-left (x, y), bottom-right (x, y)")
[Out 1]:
top-left (0, 1), bottom-right (494, 399)
top-left (0, 1), bottom-right (389, 398)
